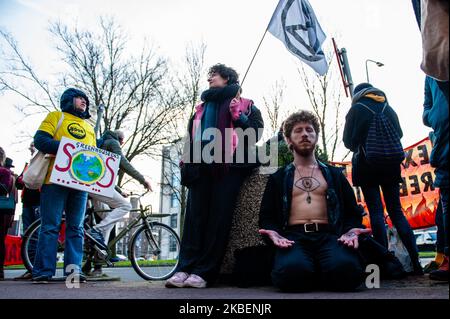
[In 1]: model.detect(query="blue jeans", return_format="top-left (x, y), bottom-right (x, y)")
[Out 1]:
top-left (361, 183), bottom-right (420, 265)
top-left (32, 184), bottom-right (87, 278)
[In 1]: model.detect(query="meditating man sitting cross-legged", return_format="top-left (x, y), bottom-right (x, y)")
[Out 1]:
top-left (259, 110), bottom-right (371, 292)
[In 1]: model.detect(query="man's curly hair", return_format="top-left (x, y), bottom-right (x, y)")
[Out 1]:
top-left (208, 63), bottom-right (239, 85)
top-left (283, 110), bottom-right (320, 139)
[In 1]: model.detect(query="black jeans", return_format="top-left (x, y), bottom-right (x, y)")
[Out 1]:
top-left (175, 165), bottom-right (249, 283)
top-left (439, 187), bottom-right (449, 256)
top-left (361, 183), bottom-right (420, 267)
top-left (271, 229), bottom-right (364, 292)
top-left (435, 200), bottom-right (445, 254)
top-left (0, 214), bottom-right (14, 273)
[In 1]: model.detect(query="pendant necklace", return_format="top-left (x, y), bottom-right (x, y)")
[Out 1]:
top-left (295, 162), bottom-right (317, 204)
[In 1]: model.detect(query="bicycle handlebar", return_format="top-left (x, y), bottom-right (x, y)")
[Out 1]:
top-left (125, 189), bottom-right (149, 199)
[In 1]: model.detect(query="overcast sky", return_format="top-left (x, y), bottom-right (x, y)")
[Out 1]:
top-left (0, 0), bottom-right (429, 211)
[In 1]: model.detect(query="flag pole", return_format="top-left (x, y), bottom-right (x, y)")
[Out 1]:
top-left (240, 27), bottom-right (269, 88)
top-left (240, 0), bottom-right (281, 88)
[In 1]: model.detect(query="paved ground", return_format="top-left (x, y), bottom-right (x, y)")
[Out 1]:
top-left (1, 267), bottom-right (448, 300)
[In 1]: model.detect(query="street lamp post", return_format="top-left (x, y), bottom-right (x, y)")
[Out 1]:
top-left (365, 59), bottom-right (384, 83)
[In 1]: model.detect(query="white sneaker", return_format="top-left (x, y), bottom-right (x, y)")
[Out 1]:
top-left (183, 274), bottom-right (207, 288)
top-left (165, 272), bottom-right (189, 288)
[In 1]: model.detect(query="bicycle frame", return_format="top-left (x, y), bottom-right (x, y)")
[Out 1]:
top-left (87, 192), bottom-right (171, 263)
top-left (21, 192), bottom-right (180, 280)
top-left (104, 214), bottom-right (142, 258)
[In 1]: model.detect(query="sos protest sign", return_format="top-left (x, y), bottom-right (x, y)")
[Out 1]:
top-left (332, 137), bottom-right (439, 230)
top-left (50, 136), bottom-right (120, 198)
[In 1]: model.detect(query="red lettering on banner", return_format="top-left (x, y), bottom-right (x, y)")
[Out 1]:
top-left (4, 235), bottom-right (23, 266)
top-left (55, 143), bottom-right (75, 172)
top-left (96, 156), bottom-right (116, 188)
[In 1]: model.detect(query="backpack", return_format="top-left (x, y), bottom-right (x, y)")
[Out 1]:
top-left (360, 102), bottom-right (405, 165)
top-left (358, 234), bottom-right (407, 280)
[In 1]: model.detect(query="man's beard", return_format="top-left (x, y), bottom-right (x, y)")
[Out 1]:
top-left (291, 142), bottom-right (316, 157)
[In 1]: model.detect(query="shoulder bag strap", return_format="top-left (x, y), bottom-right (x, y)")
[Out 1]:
top-left (0, 183), bottom-right (8, 194)
top-left (358, 102), bottom-right (376, 114)
top-left (53, 111), bottom-right (64, 138)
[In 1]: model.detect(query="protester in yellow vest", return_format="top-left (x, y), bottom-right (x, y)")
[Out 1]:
top-left (31, 88), bottom-right (95, 283)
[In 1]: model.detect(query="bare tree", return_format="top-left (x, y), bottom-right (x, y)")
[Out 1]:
top-left (181, 41), bottom-right (207, 118)
top-left (262, 79), bottom-right (288, 140)
top-left (159, 42), bottom-right (207, 235)
top-left (298, 49), bottom-right (349, 162)
top-left (1, 18), bottom-right (182, 187)
top-left (0, 29), bottom-right (59, 114)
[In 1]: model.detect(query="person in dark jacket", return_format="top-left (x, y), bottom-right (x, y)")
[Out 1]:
top-left (99, 130), bottom-right (152, 189)
top-left (343, 83), bottom-right (422, 275)
top-left (165, 63), bottom-right (264, 288)
top-left (14, 142), bottom-right (41, 280)
top-left (258, 111), bottom-right (370, 292)
top-left (83, 129), bottom-right (152, 277)
top-left (0, 148), bottom-right (11, 196)
top-left (32, 88), bottom-right (96, 283)
top-left (0, 151), bottom-right (16, 281)
top-left (423, 75), bottom-right (449, 281)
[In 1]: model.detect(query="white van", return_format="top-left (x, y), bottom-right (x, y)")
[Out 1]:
top-left (414, 229), bottom-right (437, 250)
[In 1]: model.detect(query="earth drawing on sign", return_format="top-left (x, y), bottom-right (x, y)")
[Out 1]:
top-left (70, 151), bottom-right (105, 184)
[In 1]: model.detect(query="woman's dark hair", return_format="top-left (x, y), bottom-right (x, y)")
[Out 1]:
top-left (283, 111), bottom-right (321, 139)
top-left (208, 63), bottom-right (239, 85)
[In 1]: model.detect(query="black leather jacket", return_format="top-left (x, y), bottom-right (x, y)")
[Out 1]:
top-left (259, 161), bottom-right (364, 237)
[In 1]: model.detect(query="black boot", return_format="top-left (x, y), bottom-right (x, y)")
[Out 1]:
top-left (82, 259), bottom-right (93, 276)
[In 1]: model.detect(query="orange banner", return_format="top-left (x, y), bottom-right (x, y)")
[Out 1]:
top-left (332, 137), bottom-right (439, 230)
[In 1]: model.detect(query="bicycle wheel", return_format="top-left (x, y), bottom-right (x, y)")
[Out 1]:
top-left (129, 222), bottom-right (180, 280)
top-left (21, 218), bottom-right (67, 273)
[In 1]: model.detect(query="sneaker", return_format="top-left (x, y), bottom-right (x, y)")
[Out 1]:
top-left (78, 274), bottom-right (87, 283)
top-left (165, 272), bottom-right (189, 288)
top-left (423, 260), bottom-right (440, 274)
top-left (89, 269), bottom-right (105, 278)
top-left (430, 256), bottom-right (449, 282)
top-left (14, 271), bottom-right (33, 281)
top-left (86, 228), bottom-right (107, 249)
top-left (183, 274), bottom-right (207, 288)
top-left (32, 275), bottom-right (51, 284)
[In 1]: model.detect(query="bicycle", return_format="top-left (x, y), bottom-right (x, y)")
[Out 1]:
top-left (21, 192), bottom-right (181, 281)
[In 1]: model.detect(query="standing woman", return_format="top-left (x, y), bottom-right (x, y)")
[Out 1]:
top-left (0, 149), bottom-right (16, 280)
top-left (343, 83), bottom-right (422, 275)
top-left (166, 64), bottom-right (264, 288)
top-left (31, 88), bottom-right (96, 283)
